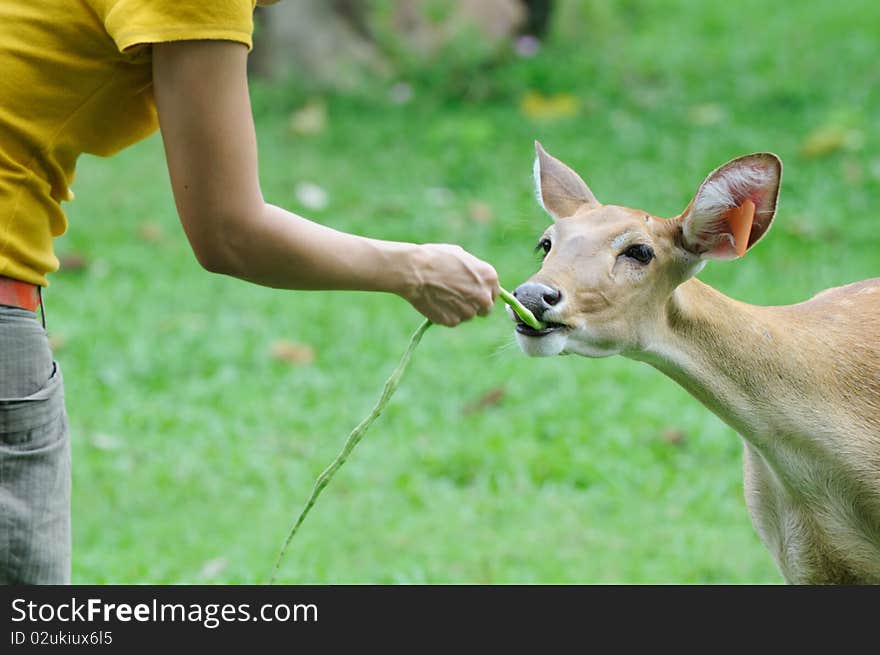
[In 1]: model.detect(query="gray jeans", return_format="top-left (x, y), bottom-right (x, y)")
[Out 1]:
top-left (0, 304), bottom-right (70, 584)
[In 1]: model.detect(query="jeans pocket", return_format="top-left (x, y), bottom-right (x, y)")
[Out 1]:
top-left (0, 362), bottom-right (65, 449)
top-left (0, 359), bottom-right (71, 584)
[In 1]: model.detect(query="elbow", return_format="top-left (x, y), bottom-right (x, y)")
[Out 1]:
top-left (187, 220), bottom-right (246, 276)
top-left (193, 243), bottom-right (233, 275)
top-left (179, 200), bottom-right (263, 277)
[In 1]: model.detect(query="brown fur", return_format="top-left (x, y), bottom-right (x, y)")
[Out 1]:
top-left (517, 144), bottom-right (880, 583)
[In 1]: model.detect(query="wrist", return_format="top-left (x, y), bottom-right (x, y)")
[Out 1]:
top-left (387, 241), bottom-right (425, 302)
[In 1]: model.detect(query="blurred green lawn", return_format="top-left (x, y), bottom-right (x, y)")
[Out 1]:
top-left (53, 0), bottom-right (879, 583)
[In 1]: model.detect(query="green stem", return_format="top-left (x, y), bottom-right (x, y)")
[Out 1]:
top-left (270, 283), bottom-right (542, 582)
top-left (499, 286), bottom-right (546, 330)
top-left (269, 318), bottom-right (432, 584)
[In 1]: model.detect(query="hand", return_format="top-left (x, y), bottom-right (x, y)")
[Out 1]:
top-left (404, 244), bottom-right (499, 326)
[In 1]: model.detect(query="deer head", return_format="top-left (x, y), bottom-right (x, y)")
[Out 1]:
top-left (511, 142), bottom-right (782, 358)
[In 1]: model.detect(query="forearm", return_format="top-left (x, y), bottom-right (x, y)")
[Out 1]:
top-left (152, 40), bottom-right (497, 326)
top-left (208, 202), bottom-right (420, 297)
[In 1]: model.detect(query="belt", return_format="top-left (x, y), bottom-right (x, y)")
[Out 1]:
top-left (0, 275), bottom-right (41, 312)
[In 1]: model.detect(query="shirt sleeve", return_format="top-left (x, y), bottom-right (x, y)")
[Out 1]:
top-left (104, 0), bottom-right (256, 53)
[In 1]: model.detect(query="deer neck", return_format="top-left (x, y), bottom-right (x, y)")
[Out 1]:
top-left (629, 277), bottom-right (804, 444)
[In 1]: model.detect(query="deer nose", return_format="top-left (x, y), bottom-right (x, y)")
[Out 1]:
top-left (514, 282), bottom-right (562, 318)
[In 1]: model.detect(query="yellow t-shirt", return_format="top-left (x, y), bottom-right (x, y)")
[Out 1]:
top-left (0, 0), bottom-right (256, 286)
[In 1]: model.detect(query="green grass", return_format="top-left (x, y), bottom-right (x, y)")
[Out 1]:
top-left (52, 0), bottom-right (879, 583)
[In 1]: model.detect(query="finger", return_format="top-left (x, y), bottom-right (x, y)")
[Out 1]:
top-left (443, 300), bottom-right (474, 325)
top-left (427, 306), bottom-right (459, 327)
top-left (477, 295), bottom-right (494, 317)
top-left (473, 289), bottom-right (493, 316)
top-left (461, 303), bottom-right (479, 322)
top-left (488, 274), bottom-right (500, 301)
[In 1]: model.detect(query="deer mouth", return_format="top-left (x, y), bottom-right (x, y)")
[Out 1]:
top-left (514, 321), bottom-right (568, 337)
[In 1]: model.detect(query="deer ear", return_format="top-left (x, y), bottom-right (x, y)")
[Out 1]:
top-left (533, 141), bottom-right (599, 221)
top-left (680, 153), bottom-right (782, 260)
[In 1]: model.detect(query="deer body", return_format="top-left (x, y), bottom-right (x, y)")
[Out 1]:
top-left (640, 277), bottom-right (880, 584)
top-left (513, 144), bottom-right (880, 583)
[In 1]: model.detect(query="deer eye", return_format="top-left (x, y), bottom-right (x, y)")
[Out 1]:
top-left (623, 244), bottom-right (654, 264)
top-left (535, 238), bottom-right (552, 258)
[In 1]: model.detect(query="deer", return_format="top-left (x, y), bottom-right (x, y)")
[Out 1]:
top-left (510, 142), bottom-right (880, 584)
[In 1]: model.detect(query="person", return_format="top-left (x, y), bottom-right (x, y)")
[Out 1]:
top-left (0, 0), bottom-right (499, 584)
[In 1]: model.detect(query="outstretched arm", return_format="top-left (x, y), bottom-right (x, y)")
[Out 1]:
top-left (152, 40), bottom-right (497, 326)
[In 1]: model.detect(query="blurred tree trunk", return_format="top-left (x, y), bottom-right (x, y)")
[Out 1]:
top-left (249, 0), bottom-right (384, 88)
top-left (249, 1), bottom-right (556, 86)
top-left (331, 0), bottom-right (374, 41)
top-left (392, 0), bottom-right (525, 52)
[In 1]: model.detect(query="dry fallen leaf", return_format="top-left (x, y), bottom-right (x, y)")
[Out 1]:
top-left (520, 91), bottom-right (579, 121)
top-left (58, 252), bottom-right (88, 272)
top-left (688, 103), bottom-right (726, 126)
top-left (138, 221), bottom-right (164, 243)
top-left (270, 340), bottom-right (315, 365)
top-left (468, 200), bottom-right (494, 224)
top-left (47, 333), bottom-right (66, 352)
top-left (800, 125), bottom-right (863, 159)
top-left (661, 428), bottom-right (687, 445)
top-left (463, 386), bottom-right (506, 415)
top-left (288, 100), bottom-right (327, 136)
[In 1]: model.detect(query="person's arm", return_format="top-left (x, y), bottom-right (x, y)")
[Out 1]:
top-left (151, 40), bottom-right (498, 326)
